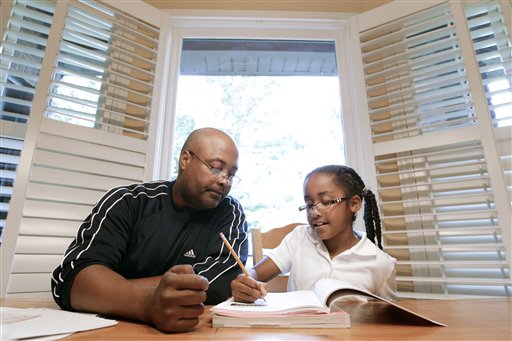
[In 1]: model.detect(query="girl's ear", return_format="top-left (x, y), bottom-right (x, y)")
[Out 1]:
top-left (349, 195), bottom-right (362, 214)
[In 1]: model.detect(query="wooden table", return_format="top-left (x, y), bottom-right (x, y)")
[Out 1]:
top-left (2, 298), bottom-right (510, 340)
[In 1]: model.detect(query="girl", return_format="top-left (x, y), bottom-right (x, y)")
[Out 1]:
top-left (231, 165), bottom-right (396, 302)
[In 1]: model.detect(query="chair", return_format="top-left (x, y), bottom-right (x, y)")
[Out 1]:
top-left (251, 222), bottom-right (305, 292)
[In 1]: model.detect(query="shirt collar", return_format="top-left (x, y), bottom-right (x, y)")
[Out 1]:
top-left (350, 231), bottom-right (377, 256)
top-left (306, 228), bottom-right (377, 257)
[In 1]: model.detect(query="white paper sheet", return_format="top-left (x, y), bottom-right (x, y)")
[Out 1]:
top-left (1, 307), bottom-right (117, 340)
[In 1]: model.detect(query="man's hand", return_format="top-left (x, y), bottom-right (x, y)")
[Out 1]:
top-left (143, 265), bottom-right (209, 333)
top-left (230, 273), bottom-right (267, 303)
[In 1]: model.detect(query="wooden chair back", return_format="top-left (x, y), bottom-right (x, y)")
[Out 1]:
top-left (251, 222), bottom-right (304, 292)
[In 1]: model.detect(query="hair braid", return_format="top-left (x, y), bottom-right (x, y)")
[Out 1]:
top-left (363, 191), bottom-right (376, 244)
top-left (350, 171), bottom-right (383, 250)
top-left (363, 189), bottom-right (383, 249)
top-left (345, 170), bottom-right (376, 247)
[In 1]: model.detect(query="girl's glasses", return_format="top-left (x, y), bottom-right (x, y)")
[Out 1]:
top-left (298, 196), bottom-right (351, 212)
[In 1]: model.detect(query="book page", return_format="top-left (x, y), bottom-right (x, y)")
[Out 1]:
top-left (312, 278), bottom-right (446, 326)
top-left (211, 291), bottom-right (330, 317)
top-left (312, 278), bottom-right (371, 305)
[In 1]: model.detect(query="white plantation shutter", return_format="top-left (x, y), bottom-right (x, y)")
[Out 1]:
top-left (466, 1), bottom-right (511, 127)
top-left (0, 0), bottom-right (165, 298)
top-left (47, 0), bottom-right (158, 138)
top-left (466, 1), bottom-right (512, 201)
top-left (0, 0), bottom-right (56, 240)
top-left (351, 0), bottom-right (511, 298)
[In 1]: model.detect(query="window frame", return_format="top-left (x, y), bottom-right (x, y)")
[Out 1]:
top-left (157, 10), bottom-right (364, 181)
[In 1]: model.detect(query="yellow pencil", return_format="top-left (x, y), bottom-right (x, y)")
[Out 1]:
top-left (219, 232), bottom-right (266, 302)
top-left (219, 232), bottom-right (251, 277)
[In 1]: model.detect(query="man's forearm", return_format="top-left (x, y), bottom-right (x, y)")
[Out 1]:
top-left (70, 264), bottom-right (153, 322)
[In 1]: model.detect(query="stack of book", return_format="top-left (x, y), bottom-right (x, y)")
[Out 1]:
top-left (211, 289), bottom-right (350, 328)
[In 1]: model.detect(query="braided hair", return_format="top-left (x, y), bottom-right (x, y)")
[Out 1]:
top-left (305, 165), bottom-right (383, 249)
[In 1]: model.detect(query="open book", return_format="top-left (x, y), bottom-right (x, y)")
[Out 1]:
top-left (211, 278), bottom-right (445, 328)
top-left (316, 278), bottom-right (446, 326)
top-left (211, 290), bottom-right (350, 328)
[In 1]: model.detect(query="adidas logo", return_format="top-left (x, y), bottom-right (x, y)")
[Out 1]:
top-left (184, 249), bottom-right (196, 258)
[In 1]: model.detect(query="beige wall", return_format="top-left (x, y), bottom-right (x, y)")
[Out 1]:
top-left (143, 0), bottom-right (390, 13)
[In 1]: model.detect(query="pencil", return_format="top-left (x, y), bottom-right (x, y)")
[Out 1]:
top-left (219, 232), bottom-right (267, 302)
top-left (219, 232), bottom-right (251, 277)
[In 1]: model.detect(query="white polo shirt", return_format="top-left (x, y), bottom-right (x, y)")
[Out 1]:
top-left (266, 224), bottom-right (397, 300)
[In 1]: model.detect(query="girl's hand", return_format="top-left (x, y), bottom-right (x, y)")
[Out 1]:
top-left (230, 273), bottom-right (267, 302)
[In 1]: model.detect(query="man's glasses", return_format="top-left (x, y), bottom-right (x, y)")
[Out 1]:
top-left (298, 196), bottom-right (352, 213)
top-left (188, 150), bottom-right (240, 186)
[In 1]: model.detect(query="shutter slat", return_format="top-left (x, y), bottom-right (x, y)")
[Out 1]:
top-left (395, 276), bottom-right (511, 285)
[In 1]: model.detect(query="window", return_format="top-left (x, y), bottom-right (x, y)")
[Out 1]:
top-left (173, 39), bottom-right (345, 231)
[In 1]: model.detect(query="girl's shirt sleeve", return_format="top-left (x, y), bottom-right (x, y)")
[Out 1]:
top-left (375, 255), bottom-right (397, 300)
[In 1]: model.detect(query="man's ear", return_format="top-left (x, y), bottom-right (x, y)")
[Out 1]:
top-left (179, 150), bottom-right (192, 171)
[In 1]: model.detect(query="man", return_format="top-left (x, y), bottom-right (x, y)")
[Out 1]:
top-left (51, 128), bottom-right (248, 333)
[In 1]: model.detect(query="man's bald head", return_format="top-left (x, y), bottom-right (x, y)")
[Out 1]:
top-left (181, 128), bottom-right (237, 156)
